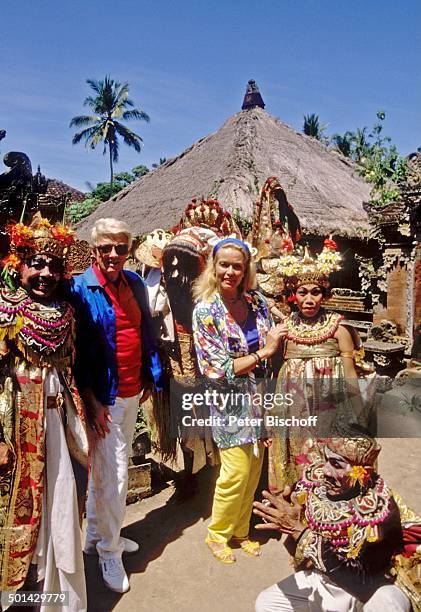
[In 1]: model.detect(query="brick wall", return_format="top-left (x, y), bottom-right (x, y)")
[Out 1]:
top-left (373, 248), bottom-right (419, 335)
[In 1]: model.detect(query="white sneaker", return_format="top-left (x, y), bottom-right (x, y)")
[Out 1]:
top-left (99, 557), bottom-right (129, 593)
top-left (84, 536), bottom-right (139, 556)
top-left (120, 536), bottom-right (139, 554)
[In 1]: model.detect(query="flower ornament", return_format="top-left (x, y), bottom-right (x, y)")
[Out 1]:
top-left (8, 223), bottom-right (34, 248)
top-left (51, 225), bottom-right (76, 246)
top-left (324, 236), bottom-right (338, 251)
top-left (347, 465), bottom-right (371, 487)
top-left (276, 238), bottom-right (343, 292)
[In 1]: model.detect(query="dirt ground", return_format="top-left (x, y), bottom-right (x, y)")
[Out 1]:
top-left (84, 431), bottom-right (421, 612)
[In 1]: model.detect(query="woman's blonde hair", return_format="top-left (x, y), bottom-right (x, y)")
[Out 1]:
top-left (90, 218), bottom-right (133, 249)
top-left (193, 242), bottom-right (257, 302)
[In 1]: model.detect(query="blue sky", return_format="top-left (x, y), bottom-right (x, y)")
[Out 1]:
top-left (1, 0), bottom-right (420, 192)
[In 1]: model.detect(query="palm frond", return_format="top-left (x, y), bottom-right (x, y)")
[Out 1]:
top-left (86, 78), bottom-right (102, 95)
top-left (122, 109), bottom-right (150, 122)
top-left (72, 125), bottom-right (101, 146)
top-left (69, 114), bottom-right (100, 128)
top-left (114, 122), bottom-right (142, 152)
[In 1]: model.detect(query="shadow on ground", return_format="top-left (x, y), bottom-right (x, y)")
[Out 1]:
top-left (84, 463), bottom-right (218, 611)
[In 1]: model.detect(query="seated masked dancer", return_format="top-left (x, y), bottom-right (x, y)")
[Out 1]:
top-left (268, 238), bottom-right (374, 494)
top-left (254, 425), bottom-right (421, 612)
top-left (0, 214), bottom-right (88, 611)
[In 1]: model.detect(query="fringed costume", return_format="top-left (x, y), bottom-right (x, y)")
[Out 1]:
top-left (0, 215), bottom-right (88, 611)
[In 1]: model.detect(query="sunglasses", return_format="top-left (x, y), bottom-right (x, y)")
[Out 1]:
top-left (96, 243), bottom-right (129, 256)
top-left (27, 257), bottom-right (63, 274)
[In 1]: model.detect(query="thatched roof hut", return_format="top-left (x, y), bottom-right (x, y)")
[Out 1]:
top-left (76, 106), bottom-right (371, 240)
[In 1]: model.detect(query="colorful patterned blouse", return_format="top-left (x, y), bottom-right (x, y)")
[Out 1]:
top-left (192, 291), bottom-right (273, 449)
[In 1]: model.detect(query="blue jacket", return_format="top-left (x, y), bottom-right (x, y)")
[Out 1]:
top-left (69, 266), bottom-right (163, 405)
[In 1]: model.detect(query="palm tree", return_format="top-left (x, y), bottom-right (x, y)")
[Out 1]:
top-left (331, 131), bottom-right (354, 157)
top-left (303, 113), bottom-right (327, 141)
top-left (152, 157), bottom-right (167, 169)
top-left (352, 127), bottom-right (370, 162)
top-left (70, 76), bottom-right (149, 185)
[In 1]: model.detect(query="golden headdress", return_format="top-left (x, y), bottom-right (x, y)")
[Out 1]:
top-left (2, 212), bottom-right (76, 288)
top-left (320, 421), bottom-right (380, 467)
top-left (178, 198), bottom-right (241, 238)
top-left (277, 237), bottom-right (342, 292)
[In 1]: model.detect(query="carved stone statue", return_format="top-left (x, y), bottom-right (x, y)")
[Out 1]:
top-left (370, 319), bottom-right (398, 342)
top-left (0, 151), bottom-right (32, 190)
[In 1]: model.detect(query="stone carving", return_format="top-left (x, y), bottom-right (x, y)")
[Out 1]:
top-left (369, 319), bottom-right (398, 343)
top-left (0, 152), bottom-right (32, 190)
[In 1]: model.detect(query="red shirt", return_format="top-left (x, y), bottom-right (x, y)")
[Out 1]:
top-left (93, 264), bottom-right (142, 397)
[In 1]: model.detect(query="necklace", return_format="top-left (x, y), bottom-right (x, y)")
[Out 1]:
top-left (222, 294), bottom-right (242, 305)
top-left (285, 311), bottom-right (343, 345)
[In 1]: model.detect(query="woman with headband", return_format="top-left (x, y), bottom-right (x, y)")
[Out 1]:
top-left (192, 237), bottom-right (286, 564)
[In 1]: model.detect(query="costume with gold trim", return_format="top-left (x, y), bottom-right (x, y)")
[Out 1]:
top-left (0, 216), bottom-right (88, 595)
top-left (291, 448), bottom-right (421, 610)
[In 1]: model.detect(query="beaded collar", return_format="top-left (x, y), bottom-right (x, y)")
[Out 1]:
top-left (0, 287), bottom-right (74, 366)
top-left (296, 461), bottom-right (391, 558)
top-left (285, 310), bottom-right (343, 346)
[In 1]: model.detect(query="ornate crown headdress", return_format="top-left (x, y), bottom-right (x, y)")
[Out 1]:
top-left (277, 236), bottom-right (342, 292)
top-left (1, 212), bottom-right (76, 288)
top-left (179, 198), bottom-right (241, 237)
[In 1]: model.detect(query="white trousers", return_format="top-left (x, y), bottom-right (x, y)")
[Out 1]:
top-left (86, 394), bottom-right (139, 559)
top-left (255, 571), bottom-right (411, 612)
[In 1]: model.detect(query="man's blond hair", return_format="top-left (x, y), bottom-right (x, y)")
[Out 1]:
top-left (90, 218), bottom-right (133, 249)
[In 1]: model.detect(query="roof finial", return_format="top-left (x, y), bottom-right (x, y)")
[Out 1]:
top-left (242, 79), bottom-right (265, 110)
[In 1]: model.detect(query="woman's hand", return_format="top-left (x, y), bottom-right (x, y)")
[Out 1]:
top-left (261, 324), bottom-right (288, 359)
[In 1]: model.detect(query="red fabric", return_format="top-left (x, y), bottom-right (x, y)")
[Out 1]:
top-left (93, 264), bottom-right (142, 397)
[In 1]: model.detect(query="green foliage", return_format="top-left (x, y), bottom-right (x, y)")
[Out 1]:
top-left (353, 111), bottom-right (408, 207)
top-left (303, 113), bottom-right (328, 142)
top-left (331, 131), bottom-right (354, 157)
top-left (232, 208), bottom-right (252, 237)
top-left (70, 76), bottom-right (150, 184)
top-left (152, 157), bottom-right (167, 168)
top-left (67, 163), bottom-right (152, 224)
top-left (327, 111), bottom-right (407, 207)
top-left (67, 197), bottom-right (102, 224)
top-left (131, 165), bottom-right (150, 178)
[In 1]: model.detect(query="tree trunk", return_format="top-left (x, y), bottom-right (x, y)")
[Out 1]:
top-left (109, 143), bottom-right (114, 186)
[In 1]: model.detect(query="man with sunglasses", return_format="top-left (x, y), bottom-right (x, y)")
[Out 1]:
top-left (70, 218), bottom-right (163, 594)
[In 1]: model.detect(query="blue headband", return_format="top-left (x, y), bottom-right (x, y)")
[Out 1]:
top-left (212, 238), bottom-right (251, 259)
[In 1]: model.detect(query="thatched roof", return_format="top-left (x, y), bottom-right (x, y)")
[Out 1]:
top-left (77, 107), bottom-right (371, 240)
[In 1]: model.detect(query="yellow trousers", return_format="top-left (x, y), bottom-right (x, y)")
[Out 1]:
top-left (207, 443), bottom-right (264, 543)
